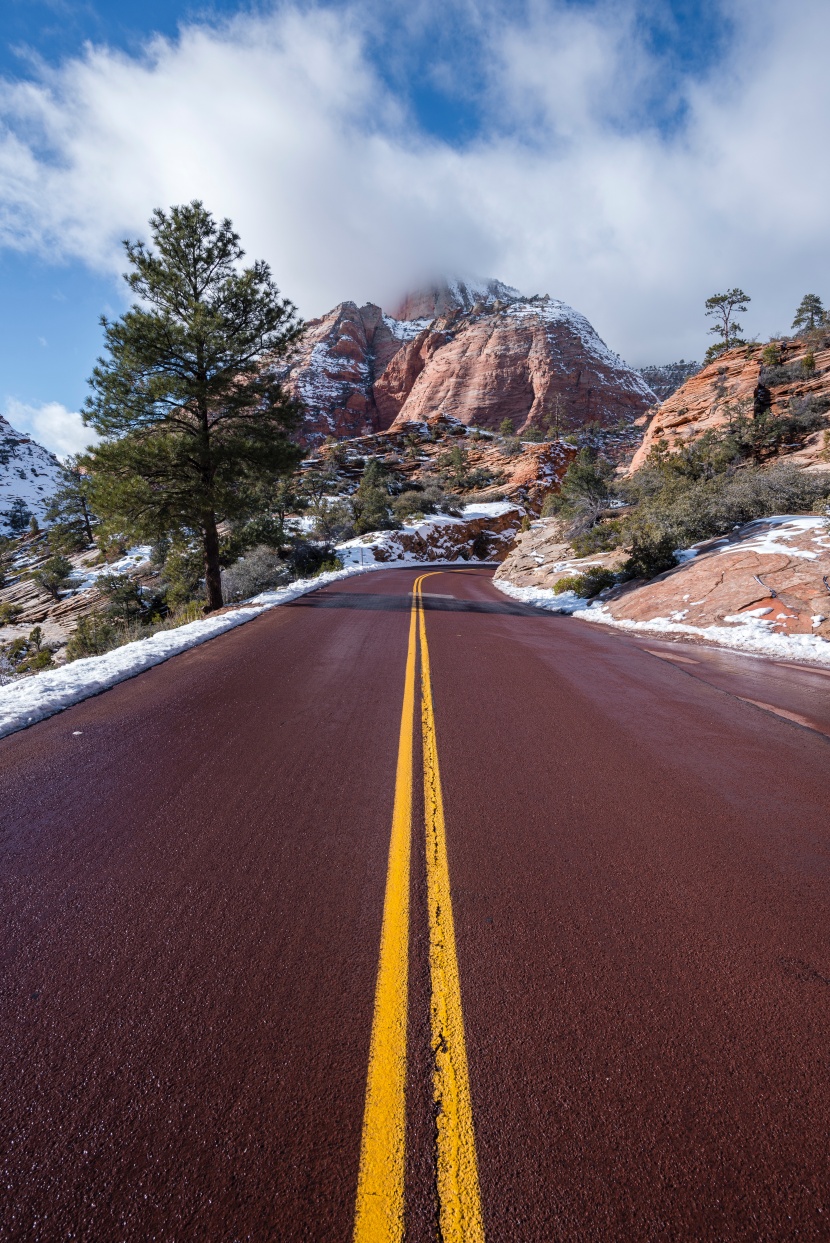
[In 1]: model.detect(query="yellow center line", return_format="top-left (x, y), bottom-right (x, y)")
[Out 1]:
top-left (353, 572), bottom-right (484, 1241)
top-left (417, 573), bottom-right (485, 1242)
top-left (353, 594), bottom-right (418, 1243)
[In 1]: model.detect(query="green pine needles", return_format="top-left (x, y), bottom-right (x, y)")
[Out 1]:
top-left (82, 201), bottom-right (304, 611)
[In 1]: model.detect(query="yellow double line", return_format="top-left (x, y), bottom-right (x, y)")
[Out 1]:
top-left (353, 573), bottom-right (484, 1242)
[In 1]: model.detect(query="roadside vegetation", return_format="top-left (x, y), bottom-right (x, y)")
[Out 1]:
top-left (533, 286), bottom-right (830, 596)
top-left (542, 438), bottom-right (830, 590)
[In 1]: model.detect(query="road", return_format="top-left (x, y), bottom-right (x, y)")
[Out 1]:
top-left (1, 565), bottom-right (829, 1241)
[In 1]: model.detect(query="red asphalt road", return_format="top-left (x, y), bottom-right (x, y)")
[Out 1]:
top-left (1, 566), bottom-right (830, 1240)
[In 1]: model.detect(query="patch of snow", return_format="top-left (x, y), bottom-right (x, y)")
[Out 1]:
top-left (492, 580), bottom-right (586, 614)
top-left (731, 516), bottom-right (830, 560)
top-left (493, 578), bottom-right (830, 665)
top-left (382, 314), bottom-right (433, 341)
top-left (460, 501), bottom-right (516, 519)
top-left (72, 545), bottom-right (154, 591)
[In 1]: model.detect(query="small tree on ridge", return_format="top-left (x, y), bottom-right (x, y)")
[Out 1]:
top-left (792, 293), bottom-right (825, 333)
top-left (704, 288), bottom-right (751, 363)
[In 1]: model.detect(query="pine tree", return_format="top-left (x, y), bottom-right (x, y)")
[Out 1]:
top-left (792, 293), bottom-right (825, 333)
top-left (45, 456), bottom-right (96, 550)
top-left (704, 289), bottom-right (751, 363)
top-left (352, 459), bottom-right (395, 535)
top-left (4, 498), bottom-right (31, 534)
top-left (82, 202), bottom-right (303, 611)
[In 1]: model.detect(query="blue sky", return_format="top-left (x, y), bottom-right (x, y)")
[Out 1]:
top-left (1, 0), bottom-right (828, 454)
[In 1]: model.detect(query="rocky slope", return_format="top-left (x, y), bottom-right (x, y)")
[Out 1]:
top-left (496, 515), bottom-right (830, 657)
top-left (629, 338), bottom-right (830, 473)
top-left (338, 502), bottom-right (523, 566)
top-left (493, 518), bottom-right (627, 591)
top-left (304, 411), bottom-right (574, 515)
top-left (280, 279), bottom-right (656, 445)
top-left (637, 360), bottom-right (700, 402)
top-left (0, 414), bottom-right (63, 535)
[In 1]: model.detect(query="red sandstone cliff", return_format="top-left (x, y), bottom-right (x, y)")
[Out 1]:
top-left (629, 338), bottom-right (830, 473)
top-left (280, 279), bottom-right (655, 444)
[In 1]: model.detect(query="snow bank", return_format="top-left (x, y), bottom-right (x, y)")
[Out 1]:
top-left (0, 556), bottom-right (492, 739)
top-left (0, 563), bottom-right (379, 739)
top-left (493, 578), bottom-right (830, 666)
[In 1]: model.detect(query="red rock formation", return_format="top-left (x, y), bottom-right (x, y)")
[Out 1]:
top-left (281, 280), bottom-right (655, 445)
top-left (629, 338), bottom-right (830, 473)
top-left (278, 301), bottom-right (403, 442)
top-left (603, 517), bottom-right (830, 640)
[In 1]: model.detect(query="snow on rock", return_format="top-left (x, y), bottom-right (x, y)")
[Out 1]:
top-left (494, 514), bottom-right (830, 664)
top-left (494, 575), bottom-right (830, 665)
top-left (280, 279), bottom-right (656, 445)
top-left (0, 414), bottom-right (63, 534)
top-left (382, 285), bottom-right (655, 435)
top-left (336, 502), bottom-right (524, 566)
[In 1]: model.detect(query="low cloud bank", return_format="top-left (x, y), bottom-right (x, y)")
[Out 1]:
top-left (0, 0), bottom-right (828, 362)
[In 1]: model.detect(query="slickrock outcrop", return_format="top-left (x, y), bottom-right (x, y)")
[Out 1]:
top-left (629, 339), bottom-right (830, 473)
top-left (0, 414), bottom-right (63, 534)
top-left (602, 517), bottom-right (830, 639)
top-left (340, 502), bottom-right (523, 566)
top-left (281, 279), bottom-right (655, 444)
top-left (493, 518), bottom-right (627, 590)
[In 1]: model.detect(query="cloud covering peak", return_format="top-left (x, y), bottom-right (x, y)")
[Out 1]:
top-left (0, 0), bottom-right (828, 365)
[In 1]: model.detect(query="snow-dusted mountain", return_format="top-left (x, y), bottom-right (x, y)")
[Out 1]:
top-left (0, 414), bottom-right (63, 534)
top-left (278, 278), bottom-right (656, 444)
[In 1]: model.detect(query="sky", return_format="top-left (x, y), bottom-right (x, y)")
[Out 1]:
top-left (1, 0), bottom-right (829, 456)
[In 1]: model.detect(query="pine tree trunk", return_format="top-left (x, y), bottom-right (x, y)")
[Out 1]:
top-left (202, 512), bottom-right (223, 611)
top-left (80, 497), bottom-right (94, 544)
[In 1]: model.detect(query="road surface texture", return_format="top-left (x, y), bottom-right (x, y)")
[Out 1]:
top-left (1, 565), bottom-right (829, 1241)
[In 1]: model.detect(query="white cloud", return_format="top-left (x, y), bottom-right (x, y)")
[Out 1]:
top-left (0, 1), bottom-right (828, 365)
top-left (4, 398), bottom-right (98, 458)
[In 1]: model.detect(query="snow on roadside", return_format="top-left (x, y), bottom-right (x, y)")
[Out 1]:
top-left (0, 557), bottom-right (486, 740)
top-left (0, 563), bottom-right (374, 739)
top-left (493, 578), bottom-right (830, 666)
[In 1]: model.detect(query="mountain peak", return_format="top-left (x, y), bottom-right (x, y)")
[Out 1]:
top-left (390, 277), bottom-right (522, 322)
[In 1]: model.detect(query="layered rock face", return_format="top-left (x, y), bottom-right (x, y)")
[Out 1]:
top-left (276, 301), bottom-right (403, 443)
top-left (629, 338), bottom-right (830, 473)
top-left (280, 279), bottom-right (655, 444)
